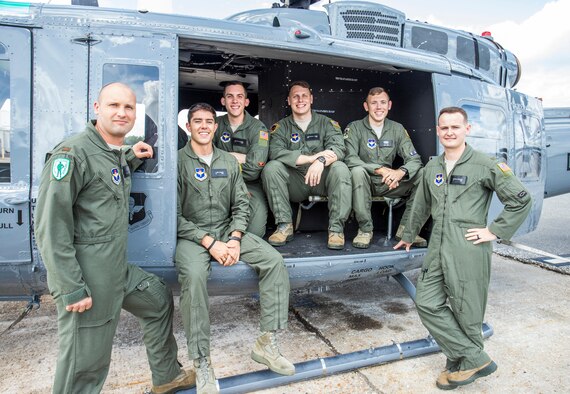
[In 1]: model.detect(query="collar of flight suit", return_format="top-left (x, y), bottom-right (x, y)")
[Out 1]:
top-left (85, 120), bottom-right (118, 152)
top-left (436, 143), bottom-right (475, 169)
top-left (283, 110), bottom-right (323, 132)
top-left (360, 116), bottom-right (398, 136)
top-left (217, 110), bottom-right (255, 134)
top-left (181, 141), bottom-right (222, 164)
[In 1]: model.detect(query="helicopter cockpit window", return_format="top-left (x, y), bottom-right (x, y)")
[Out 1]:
top-left (411, 26), bottom-right (448, 55)
top-left (478, 43), bottom-right (491, 71)
top-left (103, 63), bottom-right (160, 173)
top-left (457, 36), bottom-right (475, 67)
top-left (0, 60), bottom-right (10, 183)
top-left (462, 104), bottom-right (506, 161)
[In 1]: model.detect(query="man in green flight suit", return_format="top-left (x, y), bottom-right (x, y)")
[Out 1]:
top-left (261, 80), bottom-right (352, 249)
top-left (214, 81), bottom-right (269, 237)
top-left (176, 103), bottom-right (294, 394)
top-left (395, 107), bottom-right (532, 390)
top-left (344, 87), bottom-right (426, 248)
top-left (35, 83), bottom-right (194, 394)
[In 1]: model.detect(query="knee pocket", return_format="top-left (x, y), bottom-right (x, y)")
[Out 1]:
top-left (131, 276), bottom-right (171, 311)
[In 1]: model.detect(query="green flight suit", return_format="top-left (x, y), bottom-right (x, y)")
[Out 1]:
top-left (403, 144), bottom-right (532, 371)
top-left (176, 143), bottom-right (290, 360)
top-left (214, 111), bottom-right (269, 237)
top-left (34, 121), bottom-right (181, 393)
top-left (344, 117), bottom-right (423, 232)
top-left (261, 111), bottom-right (352, 232)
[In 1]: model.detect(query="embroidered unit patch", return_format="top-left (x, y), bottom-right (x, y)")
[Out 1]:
top-left (52, 158), bottom-right (70, 181)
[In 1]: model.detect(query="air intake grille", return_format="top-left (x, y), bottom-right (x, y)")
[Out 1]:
top-left (327, 3), bottom-right (405, 47)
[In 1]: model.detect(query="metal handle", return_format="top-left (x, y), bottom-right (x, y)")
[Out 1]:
top-left (4, 197), bottom-right (30, 205)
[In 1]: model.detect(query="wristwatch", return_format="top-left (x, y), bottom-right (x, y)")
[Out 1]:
top-left (228, 235), bottom-right (242, 243)
top-left (399, 167), bottom-right (409, 176)
top-left (317, 156), bottom-right (326, 165)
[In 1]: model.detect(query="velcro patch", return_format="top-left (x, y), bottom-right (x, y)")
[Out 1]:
top-left (51, 158), bottom-right (71, 181)
top-left (212, 169), bottom-right (228, 178)
top-left (330, 120), bottom-right (341, 131)
top-left (270, 123), bottom-right (280, 133)
top-left (497, 162), bottom-right (512, 173)
top-left (517, 191), bottom-right (527, 198)
top-left (259, 130), bottom-right (269, 147)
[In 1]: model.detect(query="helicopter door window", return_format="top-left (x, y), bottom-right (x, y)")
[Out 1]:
top-left (462, 104), bottom-right (506, 161)
top-left (102, 63), bottom-right (160, 173)
top-left (514, 113), bottom-right (542, 181)
top-left (0, 59), bottom-right (10, 183)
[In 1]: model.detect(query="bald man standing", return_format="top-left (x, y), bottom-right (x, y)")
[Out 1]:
top-left (35, 83), bottom-right (194, 394)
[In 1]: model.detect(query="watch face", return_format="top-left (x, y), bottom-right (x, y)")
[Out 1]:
top-left (318, 156), bottom-right (326, 163)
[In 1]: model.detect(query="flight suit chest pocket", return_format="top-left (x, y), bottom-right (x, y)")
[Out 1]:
top-left (377, 139), bottom-right (396, 160)
top-left (304, 132), bottom-right (322, 152)
top-left (94, 171), bottom-right (122, 204)
top-left (210, 168), bottom-right (230, 194)
top-left (451, 177), bottom-right (482, 202)
top-left (231, 137), bottom-right (249, 154)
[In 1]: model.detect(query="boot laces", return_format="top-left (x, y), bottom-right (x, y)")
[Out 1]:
top-left (196, 357), bottom-right (211, 384)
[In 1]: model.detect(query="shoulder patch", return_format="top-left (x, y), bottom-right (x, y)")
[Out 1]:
top-left (330, 120), bottom-right (341, 131)
top-left (497, 162), bottom-right (512, 174)
top-left (270, 123), bottom-right (280, 134)
top-left (259, 130), bottom-right (269, 147)
top-left (51, 157), bottom-right (71, 181)
top-left (404, 129), bottom-right (410, 139)
top-left (62, 147), bottom-right (72, 152)
top-left (343, 126), bottom-right (350, 139)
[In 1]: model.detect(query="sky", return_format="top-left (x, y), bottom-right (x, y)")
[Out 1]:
top-left (8, 0), bottom-right (570, 107)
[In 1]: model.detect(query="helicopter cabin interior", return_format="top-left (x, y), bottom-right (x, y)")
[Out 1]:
top-left (176, 38), bottom-right (435, 254)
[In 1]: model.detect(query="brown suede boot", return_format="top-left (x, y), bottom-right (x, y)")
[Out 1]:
top-left (268, 223), bottom-right (294, 246)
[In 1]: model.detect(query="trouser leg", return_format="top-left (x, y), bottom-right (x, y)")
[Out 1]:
top-left (415, 256), bottom-right (491, 370)
top-left (52, 296), bottom-right (120, 394)
top-left (239, 233), bottom-right (290, 331)
top-left (175, 239), bottom-right (212, 360)
top-left (122, 264), bottom-right (181, 386)
top-left (245, 181), bottom-right (268, 237)
top-left (321, 161), bottom-right (352, 233)
top-left (351, 166), bottom-right (373, 232)
top-left (262, 161), bottom-right (294, 224)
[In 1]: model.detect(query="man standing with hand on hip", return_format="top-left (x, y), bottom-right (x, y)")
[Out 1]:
top-left (395, 107), bottom-right (532, 390)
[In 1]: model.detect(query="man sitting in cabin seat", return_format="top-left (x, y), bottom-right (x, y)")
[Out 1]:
top-left (176, 103), bottom-right (294, 394)
top-left (344, 87), bottom-right (427, 249)
top-left (214, 80), bottom-right (270, 237)
top-left (261, 80), bottom-right (352, 250)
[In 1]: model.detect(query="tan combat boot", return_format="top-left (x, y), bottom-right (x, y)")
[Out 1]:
top-left (447, 360), bottom-right (497, 386)
top-left (193, 357), bottom-right (219, 394)
top-left (268, 223), bottom-right (294, 246)
top-left (352, 229), bottom-right (373, 249)
top-left (251, 331), bottom-right (295, 376)
top-left (436, 369), bottom-right (458, 391)
top-left (151, 368), bottom-right (196, 394)
top-left (327, 232), bottom-right (345, 250)
top-left (396, 224), bottom-right (427, 247)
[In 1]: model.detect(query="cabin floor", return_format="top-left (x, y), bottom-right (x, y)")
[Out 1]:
top-left (276, 230), bottom-right (401, 258)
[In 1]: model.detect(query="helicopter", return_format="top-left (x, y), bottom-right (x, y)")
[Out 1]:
top-left (0, 0), bottom-right (567, 306)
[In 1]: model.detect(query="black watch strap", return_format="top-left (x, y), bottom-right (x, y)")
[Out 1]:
top-left (317, 156), bottom-right (326, 165)
top-left (228, 235), bottom-right (242, 242)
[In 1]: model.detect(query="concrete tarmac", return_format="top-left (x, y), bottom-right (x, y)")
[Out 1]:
top-left (1, 195), bottom-right (569, 393)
